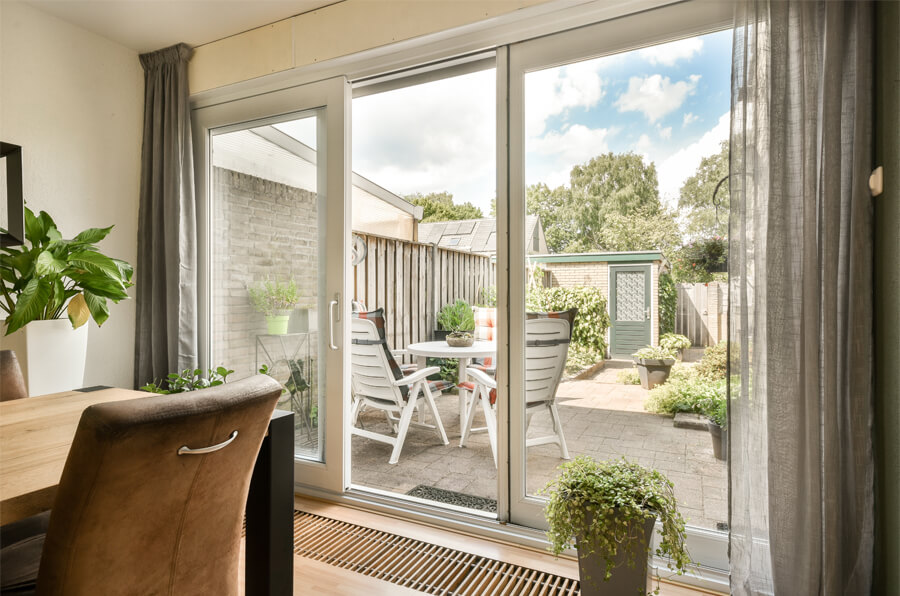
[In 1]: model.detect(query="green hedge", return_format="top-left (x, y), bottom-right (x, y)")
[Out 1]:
top-left (658, 273), bottom-right (676, 336)
top-left (527, 286), bottom-right (611, 356)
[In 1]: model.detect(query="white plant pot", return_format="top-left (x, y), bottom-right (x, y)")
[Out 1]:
top-left (1, 319), bottom-right (88, 396)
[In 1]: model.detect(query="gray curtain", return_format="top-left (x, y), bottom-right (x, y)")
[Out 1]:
top-left (729, 1), bottom-right (875, 594)
top-left (134, 43), bottom-right (197, 388)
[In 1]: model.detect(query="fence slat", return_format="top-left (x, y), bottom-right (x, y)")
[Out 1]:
top-left (675, 282), bottom-right (728, 347)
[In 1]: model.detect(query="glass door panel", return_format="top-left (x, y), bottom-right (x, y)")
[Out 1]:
top-left (193, 77), bottom-right (350, 493)
top-left (508, 0), bottom-right (733, 579)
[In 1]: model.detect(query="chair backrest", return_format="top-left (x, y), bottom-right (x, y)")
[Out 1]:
top-left (524, 310), bottom-right (576, 405)
top-left (0, 350), bottom-right (28, 401)
top-left (36, 375), bottom-right (282, 596)
top-left (351, 314), bottom-right (406, 406)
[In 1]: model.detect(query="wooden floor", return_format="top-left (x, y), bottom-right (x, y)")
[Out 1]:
top-left (287, 495), bottom-right (725, 596)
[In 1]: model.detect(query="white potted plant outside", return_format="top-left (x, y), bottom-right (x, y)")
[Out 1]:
top-left (632, 345), bottom-right (677, 390)
top-left (248, 279), bottom-right (302, 335)
top-left (0, 207), bottom-right (133, 396)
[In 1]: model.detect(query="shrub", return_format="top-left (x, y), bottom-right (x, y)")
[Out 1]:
top-left (658, 273), bottom-right (677, 335)
top-left (527, 286), bottom-right (611, 356)
top-left (671, 237), bottom-right (728, 282)
top-left (695, 341), bottom-right (728, 380)
top-left (616, 367), bottom-right (641, 385)
top-left (564, 344), bottom-right (604, 377)
top-left (633, 345), bottom-right (676, 360)
top-left (660, 333), bottom-right (691, 352)
top-left (645, 371), bottom-right (726, 415)
top-left (698, 394), bottom-right (727, 428)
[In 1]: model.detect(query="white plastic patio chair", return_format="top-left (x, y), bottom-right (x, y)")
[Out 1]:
top-left (459, 316), bottom-right (572, 466)
top-left (350, 316), bottom-right (451, 464)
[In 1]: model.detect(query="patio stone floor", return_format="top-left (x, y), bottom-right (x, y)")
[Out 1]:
top-left (350, 360), bottom-right (727, 531)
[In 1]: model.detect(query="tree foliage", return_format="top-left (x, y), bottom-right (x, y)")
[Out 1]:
top-left (678, 140), bottom-right (730, 239)
top-left (406, 191), bottom-right (483, 223)
top-left (527, 152), bottom-right (668, 253)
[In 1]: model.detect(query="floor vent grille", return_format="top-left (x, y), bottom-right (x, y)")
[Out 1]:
top-left (293, 511), bottom-right (581, 595)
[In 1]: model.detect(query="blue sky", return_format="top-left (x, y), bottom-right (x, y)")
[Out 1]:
top-left (351, 29), bottom-right (732, 213)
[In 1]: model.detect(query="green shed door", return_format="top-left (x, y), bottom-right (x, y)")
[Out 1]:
top-left (609, 265), bottom-right (651, 358)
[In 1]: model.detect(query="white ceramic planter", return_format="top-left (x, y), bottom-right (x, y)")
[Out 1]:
top-left (1, 319), bottom-right (88, 396)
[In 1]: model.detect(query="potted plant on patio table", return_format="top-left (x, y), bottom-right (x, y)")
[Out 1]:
top-left (248, 278), bottom-right (301, 335)
top-left (437, 299), bottom-right (475, 347)
top-left (544, 456), bottom-right (689, 596)
top-left (632, 345), bottom-right (677, 390)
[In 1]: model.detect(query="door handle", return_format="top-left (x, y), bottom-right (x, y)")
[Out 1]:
top-left (329, 297), bottom-right (339, 351)
top-left (645, 306), bottom-right (651, 320)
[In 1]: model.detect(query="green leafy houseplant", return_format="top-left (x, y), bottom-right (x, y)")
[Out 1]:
top-left (437, 299), bottom-right (475, 346)
top-left (544, 457), bottom-right (689, 595)
top-left (0, 206), bottom-right (134, 335)
top-left (140, 366), bottom-right (234, 394)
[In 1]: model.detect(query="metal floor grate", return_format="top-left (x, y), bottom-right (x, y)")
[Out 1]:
top-left (293, 511), bottom-right (580, 595)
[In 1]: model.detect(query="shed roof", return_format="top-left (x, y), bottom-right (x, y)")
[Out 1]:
top-left (528, 250), bottom-right (664, 263)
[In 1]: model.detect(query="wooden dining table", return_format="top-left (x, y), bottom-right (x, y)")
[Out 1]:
top-left (0, 387), bottom-right (294, 596)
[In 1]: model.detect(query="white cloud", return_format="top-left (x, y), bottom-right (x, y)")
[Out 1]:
top-left (352, 69), bottom-right (496, 211)
top-left (657, 111), bottom-right (730, 206)
top-left (634, 134), bottom-right (654, 158)
top-left (525, 59), bottom-right (605, 138)
top-left (614, 74), bottom-right (699, 123)
top-left (682, 112), bottom-right (699, 127)
top-left (638, 37), bottom-right (704, 66)
top-left (527, 124), bottom-right (611, 188)
top-left (658, 126), bottom-right (672, 140)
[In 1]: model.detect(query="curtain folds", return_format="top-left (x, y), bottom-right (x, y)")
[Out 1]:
top-left (133, 43), bottom-right (197, 388)
top-left (729, 1), bottom-right (875, 594)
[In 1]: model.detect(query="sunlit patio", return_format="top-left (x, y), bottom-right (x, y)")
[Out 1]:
top-left (350, 360), bottom-right (727, 531)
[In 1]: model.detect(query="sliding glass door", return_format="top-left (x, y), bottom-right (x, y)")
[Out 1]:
top-left (193, 77), bottom-right (351, 493)
top-left (506, 0), bottom-right (733, 577)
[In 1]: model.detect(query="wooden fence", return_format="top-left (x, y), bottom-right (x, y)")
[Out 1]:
top-left (352, 233), bottom-right (496, 355)
top-left (675, 282), bottom-right (728, 347)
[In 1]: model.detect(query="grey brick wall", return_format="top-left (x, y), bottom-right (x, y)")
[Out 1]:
top-left (212, 167), bottom-right (320, 381)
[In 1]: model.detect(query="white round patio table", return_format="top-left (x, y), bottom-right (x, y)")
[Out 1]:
top-left (405, 340), bottom-right (496, 424)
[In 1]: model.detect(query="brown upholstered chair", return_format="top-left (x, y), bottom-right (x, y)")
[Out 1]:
top-left (0, 374), bottom-right (282, 595)
top-left (0, 350), bottom-right (28, 401)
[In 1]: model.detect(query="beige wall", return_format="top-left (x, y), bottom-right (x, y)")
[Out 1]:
top-left (0, 2), bottom-right (143, 388)
top-left (189, 0), bottom-right (549, 93)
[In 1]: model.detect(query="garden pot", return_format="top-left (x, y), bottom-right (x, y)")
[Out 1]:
top-left (709, 421), bottom-right (727, 461)
top-left (633, 358), bottom-right (676, 389)
top-left (577, 514), bottom-right (656, 596)
top-left (446, 333), bottom-right (474, 348)
top-left (1, 319), bottom-right (88, 396)
top-left (265, 313), bottom-right (291, 335)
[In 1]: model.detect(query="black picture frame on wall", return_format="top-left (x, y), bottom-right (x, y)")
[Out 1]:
top-left (1, 142), bottom-right (25, 247)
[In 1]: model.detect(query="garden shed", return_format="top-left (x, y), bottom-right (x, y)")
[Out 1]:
top-left (529, 251), bottom-right (666, 358)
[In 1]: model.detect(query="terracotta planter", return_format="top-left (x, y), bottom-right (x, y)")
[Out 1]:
top-left (577, 515), bottom-right (656, 596)
top-left (709, 421), bottom-right (728, 461)
top-left (633, 358), bottom-right (676, 389)
top-left (446, 333), bottom-right (474, 348)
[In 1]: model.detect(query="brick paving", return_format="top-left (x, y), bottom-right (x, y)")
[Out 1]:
top-left (350, 361), bottom-right (727, 531)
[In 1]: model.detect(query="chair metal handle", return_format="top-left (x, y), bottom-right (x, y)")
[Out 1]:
top-left (177, 430), bottom-right (238, 455)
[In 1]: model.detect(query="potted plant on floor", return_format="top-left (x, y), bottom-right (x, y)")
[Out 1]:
top-left (437, 299), bottom-right (475, 347)
top-left (248, 279), bottom-right (301, 335)
top-left (659, 333), bottom-right (691, 360)
top-left (632, 345), bottom-right (677, 389)
top-left (1, 206), bottom-right (133, 396)
top-left (700, 395), bottom-right (727, 461)
top-left (544, 456), bottom-right (689, 596)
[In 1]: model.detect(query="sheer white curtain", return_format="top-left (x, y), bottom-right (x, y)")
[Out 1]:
top-left (729, 1), bottom-right (875, 594)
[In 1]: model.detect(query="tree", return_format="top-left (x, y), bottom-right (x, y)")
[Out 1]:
top-left (678, 140), bottom-right (730, 238)
top-left (596, 206), bottom-right (681, 254)
top-left (527, 152), bottom-right (666, 253)
top-left (406, 191), bottom-right (483, 223)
